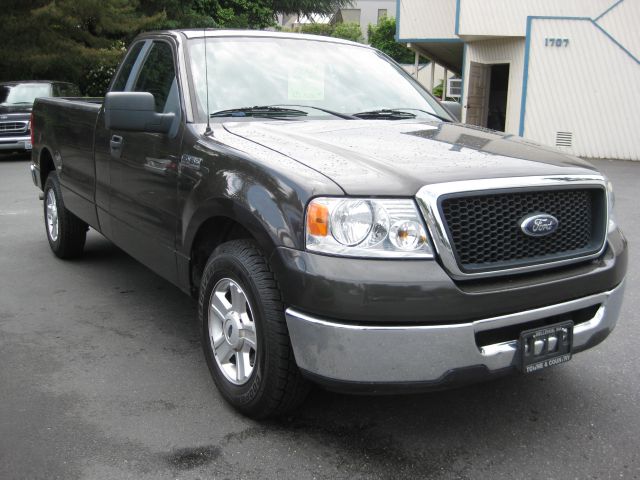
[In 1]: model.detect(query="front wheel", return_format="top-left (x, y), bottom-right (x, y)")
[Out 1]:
top-left (199, 240), bottom-right (309, 418)
top-left (43, 172), bottom-right (87, 259)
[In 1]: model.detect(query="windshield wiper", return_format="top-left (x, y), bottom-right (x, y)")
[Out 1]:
top-left (210, 106), bottom-right (308, 118)
top-left (352, 109), bottom-right (417, 120)
top-left (353, 108), bottom-right (452, 122)
top-left (271, 104), bottom-right (357, 120)
top-left (386, 108), bottom-right (453, 123)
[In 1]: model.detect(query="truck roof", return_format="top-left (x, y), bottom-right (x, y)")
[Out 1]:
top-left (0, 80), bottom-right (75, 86)
top-left (142, 28), bottom-right (370, 49)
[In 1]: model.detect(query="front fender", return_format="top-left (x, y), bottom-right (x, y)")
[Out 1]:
top-left (178, 125), bottom-right (343, 257)
top-left (181, 192), bottom-right (297, 258)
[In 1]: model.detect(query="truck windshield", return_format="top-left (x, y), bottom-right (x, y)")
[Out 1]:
top-left (0, 83), bottom-right (51, 106)
top-left (189, 36), bottom-right (452, 121)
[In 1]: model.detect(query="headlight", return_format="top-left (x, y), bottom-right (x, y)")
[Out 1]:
top-left (606, 179), bottom-right (616, 233)
top-left (305, 197), bottom-right (434, 258)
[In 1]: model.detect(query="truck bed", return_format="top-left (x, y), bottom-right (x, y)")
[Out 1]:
top-left (32, 97), bottom-right (104, 228)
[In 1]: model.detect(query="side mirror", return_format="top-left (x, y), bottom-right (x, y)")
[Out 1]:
top-left (104, 92), bottom-right (175, 134)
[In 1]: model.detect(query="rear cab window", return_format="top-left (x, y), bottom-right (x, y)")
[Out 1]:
top-left (111, 42), bottom-right (145, 92)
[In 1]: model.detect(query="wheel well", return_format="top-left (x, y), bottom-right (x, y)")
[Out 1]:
top-left (190, 217), bottom-right (253, 295)
top-left (40, 148), bottom-right (55, 187)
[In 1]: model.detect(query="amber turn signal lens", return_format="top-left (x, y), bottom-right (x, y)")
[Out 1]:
top-left (307, 202), bottom-right (329, 236)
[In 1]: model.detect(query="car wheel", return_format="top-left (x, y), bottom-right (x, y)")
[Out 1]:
top-left (43, 172), bottom-right (87, 258)
top-left (199, 239), bottom-right (309, 418)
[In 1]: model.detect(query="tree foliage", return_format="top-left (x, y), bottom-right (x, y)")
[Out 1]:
top-left (0, 0), bottom-right (421, 96)
top-left (0, 0), bottom-right (161, 93)
top-left (296, 22), bottom-right (362, 43)
top-left (368, 16), bottom-right (415, 64)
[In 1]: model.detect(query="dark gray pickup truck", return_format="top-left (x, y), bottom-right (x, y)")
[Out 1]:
top-left (30, 30), bottom-right (627, 418)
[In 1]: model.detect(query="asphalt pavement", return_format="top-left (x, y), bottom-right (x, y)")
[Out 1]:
top-left (0, 152), bottom-right (638, 480)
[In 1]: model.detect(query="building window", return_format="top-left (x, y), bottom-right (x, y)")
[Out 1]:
top-left (340, 9), bottom-right (361, 25)
top-left (377, 9), bottom-right (388, 23)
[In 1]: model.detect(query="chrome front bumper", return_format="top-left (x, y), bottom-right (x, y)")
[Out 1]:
top-left (0, 135), bottom-right (31, 151)
top-left (285, 281), bottom-right (625, 385)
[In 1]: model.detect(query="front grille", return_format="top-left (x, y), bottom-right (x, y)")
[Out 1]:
top-left (0, 121), bottom-right (28, 135)
top-left (439, 187), bottom-right (607, 273)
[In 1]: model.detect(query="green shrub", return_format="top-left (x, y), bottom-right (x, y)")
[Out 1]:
top-left (331, 22), bottom-right (363, 43)
top-left (299, 23), bottom-right (335, 37)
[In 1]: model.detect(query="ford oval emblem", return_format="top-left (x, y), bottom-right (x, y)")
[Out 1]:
top-left (520, 213), bottom-right (559, 237)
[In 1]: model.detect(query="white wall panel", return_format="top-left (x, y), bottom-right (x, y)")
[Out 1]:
top-left (398, 0), bottom-right (457, 40)
top-left (596, 1), bottom-right (640, 59)
top-left (462, 38), bottom-right (526, 134)
top-left (458, 0), bottom-right (612, 37)
top-left (523, 18), bottom-right (640, 160)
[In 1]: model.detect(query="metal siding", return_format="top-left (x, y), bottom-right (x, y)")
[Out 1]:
top-left (398, 0), bottom-right (458, 40)
top-left (596, 1), bottom-right (640, 59)
top-left (524, 19), bottom-right (640, 160)
top-left (458, 0), bottom-right (612, 36)
top-left (462, 38), bottom-right (526, 134)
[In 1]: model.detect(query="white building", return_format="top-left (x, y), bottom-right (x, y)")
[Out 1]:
top-left (396, 0), bottom-right (640, 160)
top-left (332, 0), bottom-right (397, 40)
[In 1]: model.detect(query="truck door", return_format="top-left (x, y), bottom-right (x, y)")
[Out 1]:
top-left (100, 39), bottom-right (184, 285)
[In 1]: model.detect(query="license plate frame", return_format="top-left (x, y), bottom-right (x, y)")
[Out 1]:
top-left (519, 321), bottom-right (573, 374)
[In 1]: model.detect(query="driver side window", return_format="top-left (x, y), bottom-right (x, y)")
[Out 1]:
top-left (132, 42), bottom-right (178, 113)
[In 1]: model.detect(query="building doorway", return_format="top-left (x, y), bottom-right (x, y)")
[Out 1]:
top-left (487, 64), bottom-right (509, 132)
top-left (465, 62), bottom-right (510, 132)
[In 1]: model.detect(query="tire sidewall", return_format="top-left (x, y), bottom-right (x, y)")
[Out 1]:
top-left (200, 252), bottom-right (271, 410)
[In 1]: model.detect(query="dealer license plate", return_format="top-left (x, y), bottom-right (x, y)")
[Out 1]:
top-left (520, 321), bottom-right (573, 373)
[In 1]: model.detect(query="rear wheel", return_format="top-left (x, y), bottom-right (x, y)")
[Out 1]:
top-left (43, 172), bottom-right (87, 258)
top-left (199, 240), bottom-right (309, 418)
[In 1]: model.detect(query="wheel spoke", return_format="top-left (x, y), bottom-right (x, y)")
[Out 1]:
top-left (230, 283), bottom-right (246, 314)
top-left (212, 334), bottom-right (226, 349)
top-left (242, 323), bottom-right (257, 350)
top-left (214, 339), bottom-right (234, 363)
top-left (211, 291), bottom-right (231, 320)
top-left (236, 351), bottom-right (247, 381)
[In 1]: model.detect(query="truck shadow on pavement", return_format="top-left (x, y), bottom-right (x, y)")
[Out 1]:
top-left (0, 152), bottom-right (31, 162)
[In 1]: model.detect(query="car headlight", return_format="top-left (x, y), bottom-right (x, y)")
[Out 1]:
top-left (606, 179), bottom-right (617, 233)
top-left (305, 197), bottom-right (434, 258)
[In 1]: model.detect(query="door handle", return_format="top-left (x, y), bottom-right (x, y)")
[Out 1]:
top-left (110, 135), bottom-right (123, 158)
top-left (110, 135), bottom-right (123, 150)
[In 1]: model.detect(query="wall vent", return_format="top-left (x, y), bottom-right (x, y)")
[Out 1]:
top-left (556, 131), bottom-right (573, 147)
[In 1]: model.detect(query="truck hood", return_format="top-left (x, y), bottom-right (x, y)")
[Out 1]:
top-left (0, 104), bottom-right (32, 115)
top-left (222, 120), bottom-right (597, 195)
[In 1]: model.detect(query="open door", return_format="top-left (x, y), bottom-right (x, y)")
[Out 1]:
top-left (465, 62), bottom-right (490, 127)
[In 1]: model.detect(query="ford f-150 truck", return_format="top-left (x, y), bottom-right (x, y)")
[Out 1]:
top-left (30, 30), bottom-right (627, 419)
top-left (1, 80), bottom-right (79, 153)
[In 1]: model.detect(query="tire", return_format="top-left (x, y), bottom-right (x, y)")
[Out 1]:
top-left (43, 172), bottom-right (87, 259)
top-left (199, 239), bottom-right (310, 419)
